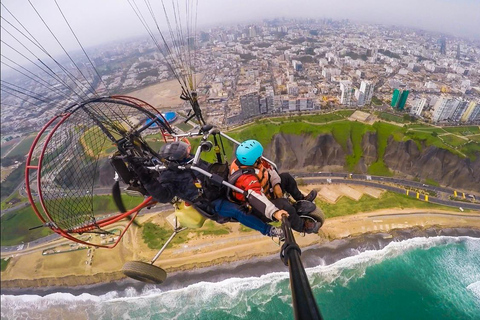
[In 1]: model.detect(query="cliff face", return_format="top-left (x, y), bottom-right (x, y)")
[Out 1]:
top-left (355, 132), bottom-right (378, 173)
top-left (264, 132), bottom-right (480, 191)
top-left (265, 133), bottom-right (346, 170)
top-left (384, 138), bottom-right (480, 191)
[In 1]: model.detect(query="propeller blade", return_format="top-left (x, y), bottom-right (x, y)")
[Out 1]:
top-left (112, 181), bottom-right (141, 227)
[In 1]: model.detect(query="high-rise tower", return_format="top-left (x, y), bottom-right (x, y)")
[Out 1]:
top-left (397, 90), bottom-right (409, 110)
top-left (439, 37), bottom-right (447, 55)
top-left (391, 89), bottom-right (401, 108)
top-left (359, 81), bottom-right (374, 106)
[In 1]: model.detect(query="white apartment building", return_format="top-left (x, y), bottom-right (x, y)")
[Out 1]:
top-left (432, 97), bottom-right (459, 122)
top-left (340, 81), bottom-right (354, 106)
top-left (410, 98), bottom-right (427, 117)
top-left (358, 80), bottom-right (374, 106)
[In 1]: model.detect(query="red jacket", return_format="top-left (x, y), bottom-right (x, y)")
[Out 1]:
top-left (229, 159), bottom-right (272, 202)
top-left (229, 159), bottom-right (281, 221)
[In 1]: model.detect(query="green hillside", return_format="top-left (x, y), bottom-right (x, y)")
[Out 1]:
top-left (220, 113), bottom-right (480, 173)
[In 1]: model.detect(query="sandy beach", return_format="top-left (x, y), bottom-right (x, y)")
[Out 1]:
top-left (1, 183), bottom-right (479, 294)
top-left (2, 202), bottom-right (479, 295)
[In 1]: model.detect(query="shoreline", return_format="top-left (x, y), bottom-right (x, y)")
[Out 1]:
top-left (2, 224), bottom-right (480, 297)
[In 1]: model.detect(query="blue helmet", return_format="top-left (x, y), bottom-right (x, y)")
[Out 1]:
top-left (236, 140), bottom-right (263, 166)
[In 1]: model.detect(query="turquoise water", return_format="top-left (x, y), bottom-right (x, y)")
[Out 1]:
top-left (2, 236), bottom-right (480, 320)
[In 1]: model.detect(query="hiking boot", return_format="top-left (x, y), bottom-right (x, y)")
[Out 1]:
top-left (303, 219), bottom-right (321, 234)
top-left (304, 190), bottom-right (317, 202)
top-left (268, 226), bottom-right (285, 240)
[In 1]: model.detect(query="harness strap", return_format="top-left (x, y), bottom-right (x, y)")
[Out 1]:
top-left (228, 167), bottom-right (256, 186)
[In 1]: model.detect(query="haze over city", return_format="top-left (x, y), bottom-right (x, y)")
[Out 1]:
top-left (1, 0), bottom-right (480, 62)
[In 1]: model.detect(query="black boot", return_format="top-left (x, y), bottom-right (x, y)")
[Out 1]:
top-left (304, 190), bottom-right (317, 202)
top-left (303, 218), bottom-right (321, 234)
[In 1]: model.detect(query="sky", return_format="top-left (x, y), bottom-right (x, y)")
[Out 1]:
top-left (1, 0), bottom-right (480, 67)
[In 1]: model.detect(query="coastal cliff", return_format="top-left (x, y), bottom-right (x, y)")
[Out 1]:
top-left (265, 132), bottom-right (480, 191)
top-left (383, 138), bottom-right (480, 191)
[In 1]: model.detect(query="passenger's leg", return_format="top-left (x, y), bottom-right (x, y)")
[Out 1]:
top-left (270, 198), bottom-right (304, 232)
top-left (280, 172), bottom-right (317, 202)
top-left (213, 199), bottom-right (271, 235)
top-left (279, 173), bottom-right (304, 201)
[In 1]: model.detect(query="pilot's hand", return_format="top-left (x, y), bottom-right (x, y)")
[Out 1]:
top-left (273, 209), bottom-right (288, 221)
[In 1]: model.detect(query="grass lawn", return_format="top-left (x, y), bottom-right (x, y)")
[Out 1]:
top-left (443, 126), bottom-right (480, 136)
top-left (441, 134), bottom-right (468, 147)
top-left (316, 191), bottom-right (459, 218)
top-left (1, 258), bottom-right (10, 272)
top-left (142, 220), bottom-right (230, 249)
top-left (371, 96), bottom-right (383, 106)
top-left (405, 124), bottom-right (447, 134)
top-left (296, 113), bottom-right (344, 123)
top-left (336, 110), bottom-right (355, 118)
top-left (459, 142), bottom-right (480, 161)
top-left (404, 130), bottom-right (461, 156)
top-left (0, 194), bottom-right (144, 246)
top-left (367, 161), bottom-right (393, 176)
top-left (0, 163), bottom-right (26, 201)
top-left (0, 190), bottom-right (28, 210)
top-left (343, 122), bottom-right (376, 171)
top-left (377, 112), bottom-right (405, 124)
top-left (469, 135), bottom-right (480, 142)
top-left (175, 122), bottom-right (194, 132)
top-left (81, 127), bottom-right (113, 157)
top-left (0, 205), bottom-right (53, 246)
top-left (6, 135), bottom-right (36, 158)
top-left (424, 178), bottom-right (440, 187)
top-left (1, 141), bottom-right (18, 157)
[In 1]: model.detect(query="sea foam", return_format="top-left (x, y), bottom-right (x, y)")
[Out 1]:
top-left (2, 236), bottom-right (479, 320)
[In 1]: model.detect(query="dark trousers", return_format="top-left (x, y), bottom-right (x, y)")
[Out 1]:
top-left (270, 198), bottom-right (305, 232)
top-left (279, 172), bottom-right (304, 201)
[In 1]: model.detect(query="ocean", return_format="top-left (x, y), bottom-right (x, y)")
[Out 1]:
top-left (2, 235), bottom-right (480, 320)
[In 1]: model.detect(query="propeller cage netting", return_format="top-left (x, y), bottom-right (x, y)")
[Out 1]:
top-left (25, 96), bottom-right (169, 242)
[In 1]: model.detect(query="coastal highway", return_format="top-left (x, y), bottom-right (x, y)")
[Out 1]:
top-left (294, 172), bottom-right (480, 200)
top-left (302, 178), bottom-right (480, 211)
top-left (2, 174), bottom-right (479, 254)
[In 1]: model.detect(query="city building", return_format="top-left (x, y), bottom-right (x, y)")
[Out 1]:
top-left (358, 80), bottom-right (374, 106)
top-left (451, 100), bottom-right (469, 122)
top-left (287, 82), bottom-right (299, 96)
top-left (410, 98), bottom-right (427, 117)
top-left (469, 103), bottom-right (480, 122)
top-left (432, 97), bottom-right (449, 122)
top-left (391, 89), bottom-right (401, 108)
top-left (240, 92), bottom-right (260, 120)
top-left (432, 97), bottom-right (461, 122)
top-left (391, 89), bottom-right (409, 110)
top-left (461, 101), bottom-right (480, 122)
top-left (398, 90), bottom-right (410, 110)
top-left (340, 81), bottom-right (354, 106)
top-left (439, 37), bottom-right (447, 55)
top-left (292, 60), bottom-right (303, 72)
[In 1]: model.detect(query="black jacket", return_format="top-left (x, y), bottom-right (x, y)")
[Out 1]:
top-left (135, 158), bottom-right (211, 206)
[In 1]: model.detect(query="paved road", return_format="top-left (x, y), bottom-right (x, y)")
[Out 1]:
top-left (304, 178), bottom-right (480, 211)
top-left (2, 173), bottom-right (479, 253)
top-left (295, 172), bottom-right (480, 199)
